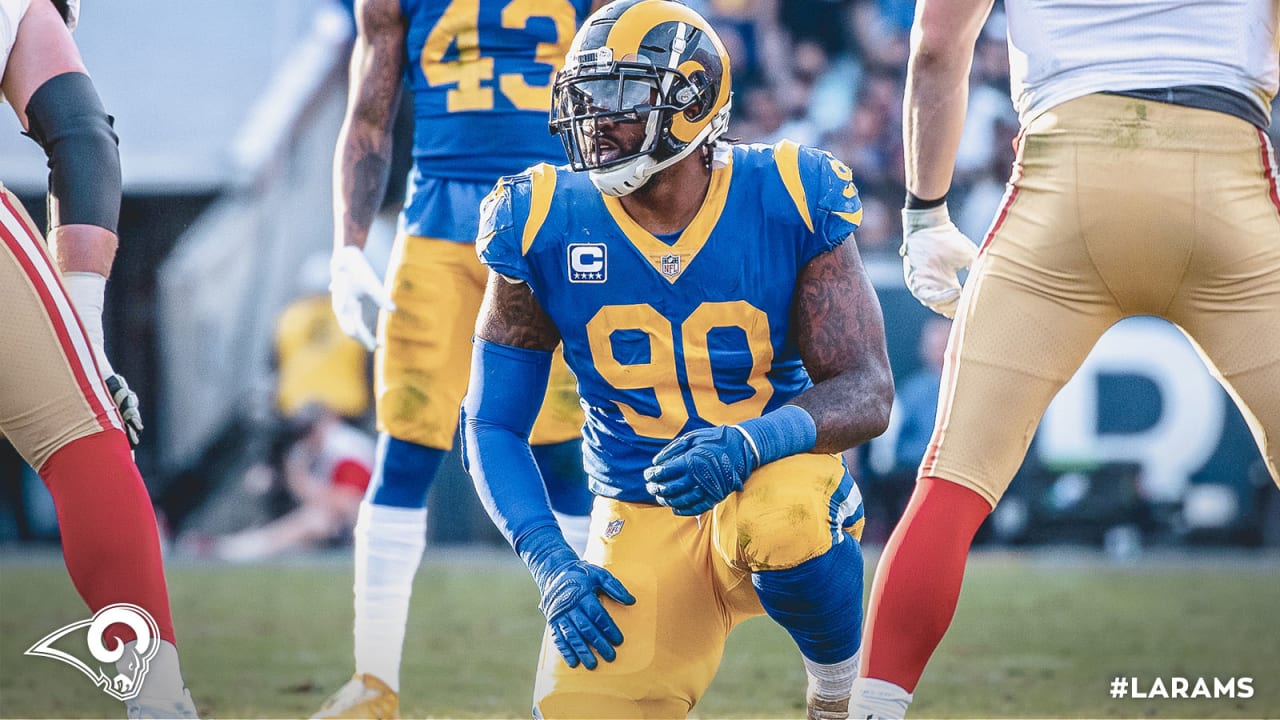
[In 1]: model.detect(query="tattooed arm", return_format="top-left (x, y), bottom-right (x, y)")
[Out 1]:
top-left (327, 0), bottom-right (405, 348)
top-left (475, 274), bottom-right (562, 351)
top-left (333, 0), bottom-right (405, 252)
top-left (787, 238), bottom-right (894, 453)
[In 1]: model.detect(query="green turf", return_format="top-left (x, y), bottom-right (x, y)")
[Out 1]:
top-left (1, 547), bottom-right (1277, 719)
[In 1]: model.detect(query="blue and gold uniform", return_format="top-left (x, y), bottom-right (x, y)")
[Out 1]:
top-left (378, 0), bottom-right (592, 448)
top-left (478, 140), bottom-right (868, 715)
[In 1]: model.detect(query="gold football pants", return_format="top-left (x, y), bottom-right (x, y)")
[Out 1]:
top-left (533, 453), bottom-right (864, 718)
top-left (375, 235), bottom-right (581, 448)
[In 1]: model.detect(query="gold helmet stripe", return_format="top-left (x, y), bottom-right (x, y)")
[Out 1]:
top-left (604, 0), bottom-right (711, 60)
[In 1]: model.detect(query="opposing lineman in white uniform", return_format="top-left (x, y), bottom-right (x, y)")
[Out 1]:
top-left (851, 0), bottom-right (1280, 717)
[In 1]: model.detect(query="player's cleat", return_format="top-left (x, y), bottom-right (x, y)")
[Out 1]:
top-left (806, 691), bottom-right (851, 720)
top-left (312, 674), bottom-right (399, 719)
top-left (125, 688), bottom-right (198, 719)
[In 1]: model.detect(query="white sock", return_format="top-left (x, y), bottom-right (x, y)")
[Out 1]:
top-left (804, 650), bottom-right (859, 702)
top-left (554, 511), bottom-right (591, 558)
top-left (118, 639), bottom-right (185, 700)
top-left (352, 502), bottom-right (427, 693)
top-left (849, 677), bottom-right (913, 719)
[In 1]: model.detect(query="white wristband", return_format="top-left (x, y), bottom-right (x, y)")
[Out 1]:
top-left (902, 203), bottom-right (952, 234)
top-left (62, 271), bottom-right (114, 376)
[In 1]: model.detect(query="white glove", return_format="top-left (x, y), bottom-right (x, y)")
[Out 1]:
top-left (63, 272), bottom-right (143, 446)
top-left (329, 245), bottom-right (395, 351)
top-left (900, 204), bottom-right (979, 319)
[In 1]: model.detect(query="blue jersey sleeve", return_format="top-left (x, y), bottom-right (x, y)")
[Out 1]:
top-left (477, 172), bottom-right (531, 282)
top-left (476, 162), bottom-right (559, 283)
top-left (773, 140), bottom-right (864, 265)
top-left (808, 147), bottom-right (863, 251)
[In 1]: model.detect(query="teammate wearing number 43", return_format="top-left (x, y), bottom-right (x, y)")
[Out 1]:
top-left (463, 1), bottom-right (894, 717)
top-left (314, 0), bottom-right (606, 717)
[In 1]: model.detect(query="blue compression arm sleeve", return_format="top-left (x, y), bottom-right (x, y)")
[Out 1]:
top-left (462, 338), bottom-right (565, 553)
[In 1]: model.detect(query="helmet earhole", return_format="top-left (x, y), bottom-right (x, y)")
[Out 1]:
top-left (683, 71), bottom-right (712, 120)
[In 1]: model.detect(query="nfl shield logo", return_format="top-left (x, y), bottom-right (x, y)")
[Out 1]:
top-left (659, 254), bottom-right (681, 277)
top-left (604, 519), bottom-right (624, 539)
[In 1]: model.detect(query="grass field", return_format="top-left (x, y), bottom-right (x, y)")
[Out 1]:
top-left (1, 545), bottom-right (1277, 719)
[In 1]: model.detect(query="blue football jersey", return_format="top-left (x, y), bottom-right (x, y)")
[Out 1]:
top-left (478, 141), bottom-right (864, 502)
top-left (399, 0), bottom-right (592, 235)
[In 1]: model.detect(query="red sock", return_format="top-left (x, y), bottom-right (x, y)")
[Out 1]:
top-left (38, 430), bottom-right (176, 645)
top-left (861, 476), bottom-right (991, 692)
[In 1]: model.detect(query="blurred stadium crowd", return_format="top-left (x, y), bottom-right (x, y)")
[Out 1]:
top-left (706, 0), bottom-right (1021, 257)
top-left (1, 0), bottom-right (1278, 555)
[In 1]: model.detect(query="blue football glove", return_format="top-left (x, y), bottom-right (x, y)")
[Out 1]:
top-left (645, 406), bottom-right (820, 516)
top-left (538, 560), bottom-right (636, 670)
top-left (522, 528), bottom-right (636, 670)
top-left (644, 425), bottom-right (758, 516)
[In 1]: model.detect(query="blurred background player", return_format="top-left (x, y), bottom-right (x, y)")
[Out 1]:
top-left (201, 403), bottom-right (373, 563)
top-left (165, 254), bottom-right (373, 552)
top-left (315, 0), bottom-right (602, 716)
top-left (0, 0), bottom-right (195, 716)
top-left (852, 0), bottom-right (1280, 716)
top-left (276, 252), bottom-right (373, 425)
top-left (462, 2), bottom-right (893, 717)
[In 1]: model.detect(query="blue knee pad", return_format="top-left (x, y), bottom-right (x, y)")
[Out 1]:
top-left (752, 536), bottom-right (864, 664)
top-left (531, 440), bottom-right (592, 516)
top-left (363, 433), bottom-right (445, 509)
